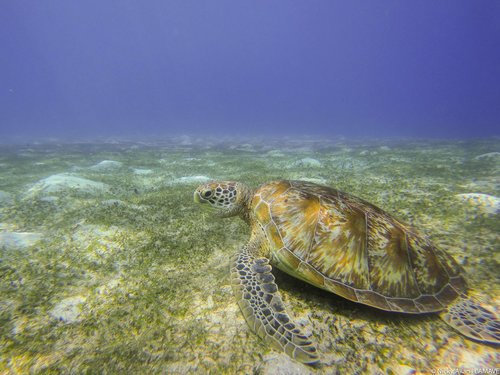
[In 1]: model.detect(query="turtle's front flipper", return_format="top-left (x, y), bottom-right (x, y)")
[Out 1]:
top-left (440, 295), bottom-right (500, 344)
top-left (231, 246), bottom-right (319, 364)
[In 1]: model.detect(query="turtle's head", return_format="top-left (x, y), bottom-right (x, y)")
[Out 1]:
top-left (194, 181), bottom-right (252, 219)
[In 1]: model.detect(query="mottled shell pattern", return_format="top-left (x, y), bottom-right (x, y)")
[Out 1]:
top-left (250, 180), bottom-right (467, 313)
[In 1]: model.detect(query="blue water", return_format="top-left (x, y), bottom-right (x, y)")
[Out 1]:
top-left (1, 1), bottom-right (499, 140)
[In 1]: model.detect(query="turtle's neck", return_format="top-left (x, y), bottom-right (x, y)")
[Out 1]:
top-left (237, 183), bottom-right (254, 224)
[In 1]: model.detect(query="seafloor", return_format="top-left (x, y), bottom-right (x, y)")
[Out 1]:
top-left (0, 137), bottom-right (498, 374)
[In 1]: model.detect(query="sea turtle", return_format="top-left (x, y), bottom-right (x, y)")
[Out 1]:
top-left (194, 180), bottom-right (499, 364)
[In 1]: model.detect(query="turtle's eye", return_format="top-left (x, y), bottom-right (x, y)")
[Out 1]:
top-left (203, 190), bottom-right (213, 198)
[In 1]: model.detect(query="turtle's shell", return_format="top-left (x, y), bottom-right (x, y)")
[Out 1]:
top-left (250, 180), bottom-right (467, 313)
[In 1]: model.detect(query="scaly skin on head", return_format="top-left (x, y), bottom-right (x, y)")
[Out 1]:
top-left (194, 181), bottom-right (253, 221)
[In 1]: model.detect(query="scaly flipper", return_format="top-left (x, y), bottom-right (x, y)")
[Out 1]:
top-left (440, 295), bottom-right (500, 344)
top-left (230, 245), bottom-right (319, 364)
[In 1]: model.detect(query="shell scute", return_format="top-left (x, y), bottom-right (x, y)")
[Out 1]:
top-left (270, 188), bottom-right (320, 260)
top-left (406, 234), bottom-right (449, 295)
top-left (324, 278), bottom-right (358, 302)
top-left (275, 247), bottom-right (301, 271)
top-left (355, 290), bottom-right (391, 311)
top-left (450, 276), bottom-right (467, 292)
top-left (415, 295), bottom-right (443, 311)
top-left (386, 298), bottom-right (420, 313)
top-left (253, 199), bottom-right (271, 225)
top-left (366, 214), bottom-right (420, 298)
top-left (257, 180), bottom-right (291, 202)
top-left (308, 197), bottom-right (370, 289)
top-left (266, 222), bottom-right (284, 250)
top-left (297, 262), bottom-right (325, 287)
top-left (435, 284), bottom-right (461, 306)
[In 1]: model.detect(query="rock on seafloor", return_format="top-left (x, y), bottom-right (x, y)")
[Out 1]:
top-left (89, 160), bottom-right (123, 172)
top-left (455, 193), bottom-right (500, 215)
top-left (266, 149), bottom-right (286, 157)
top-left (49, 296), bottom-right (86, 323)
top-left (132, 168), bottom-right (154, 175)
top-left (473, 152), bottom-right (500, 160)
top-left (257, 353), bottom-right (313, 375)
top-left (170, 175), bottom-right (212, 185)
top-left (0, 230), bottom-right (42, 249)
top-left (24, 174), bottom-right (110, 198)
top-left (296, 177), bottom-right (327, 185)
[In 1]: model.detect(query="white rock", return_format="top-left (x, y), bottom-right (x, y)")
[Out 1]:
top-left (266, 150), bottom-right (286, 157)
top-left (458, 347), bottom-right (492, 368)
top-left (170, 175), bottom-right (212, 185)
top-left (234, 143), bottom-right (256, 152)
top-left (132, 168), bottom-right (153, 175)
top-left (25, 174), bottom-right (110, 197)
top-left (296, 177), bottom-right (327, 185)
top-left (89, 160), bottom-right (123, 172)
top-left (473, 152), bottom-right (500, 160)
top-left (455, 193), bottom-right (500, 215)
top-left (259, 353), bottom-right (313, 375)
top-left (392, 364), bottom-right (416, 375)
top-left (0, 231), bottom-right (42, 249)
top-left (49, 296), bottom-right (86, 323)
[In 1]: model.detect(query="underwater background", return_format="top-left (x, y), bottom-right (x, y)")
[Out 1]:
top-left (1, 1), bottom-right (500, 140)
top-left (1, 2), bottom-right (499, 374)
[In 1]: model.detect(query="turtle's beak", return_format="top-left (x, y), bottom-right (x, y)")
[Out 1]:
top-left (194, 191), bottom-right (208, 204)
top-left (194, 191), bottom-right (202, 203)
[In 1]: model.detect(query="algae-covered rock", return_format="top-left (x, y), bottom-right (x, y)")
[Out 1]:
top-left (49, 296), bottom-right (86, 323)
top-left (455, 193), bottom-right (500, 215)
top-left (0, 231), bottom-right (42, 249)
top-left (25, 174), bottom-right (110, 197)
top-left (266, 149), bottom-right (286, 157)
top-left (132, 168), bottom-right (153, 175)
top-left (296, 177), bottom-right (327, 185)
top-left (170, 175), bottom-right (212, 185)
top-left (258, 353), bottom-right (313, 375)
top-left (89, 160), bottom-right (123, 171)
top-left (473, 152), bottom-right (500, 160)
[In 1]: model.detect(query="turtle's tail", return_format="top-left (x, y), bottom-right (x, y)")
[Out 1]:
top-left (440, 295), bottom-right (500, 344)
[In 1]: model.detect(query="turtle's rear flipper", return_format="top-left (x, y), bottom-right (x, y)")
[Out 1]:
top-left (440, 295), bottom-right (500, 344)
top-left (230, 246), bottom-right (319, 364)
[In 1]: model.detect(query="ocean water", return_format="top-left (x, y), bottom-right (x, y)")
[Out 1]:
top-left (1, 2), bottom-right (500, 140)
top-left (0, 137), bottom-right (498, 374)
top-left (1, 1), bottom-right (500, 374)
